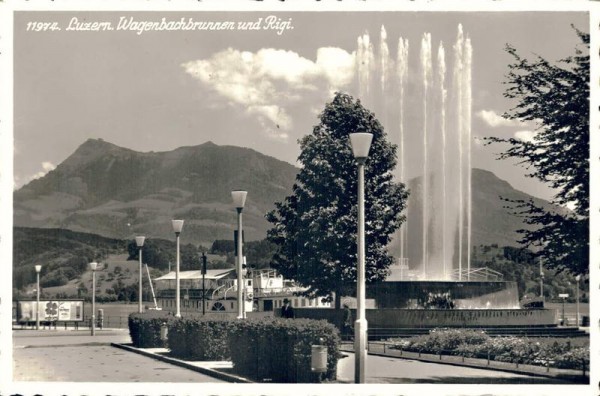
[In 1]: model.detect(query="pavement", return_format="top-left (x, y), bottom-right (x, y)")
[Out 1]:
top-left (11, 328), bottom-right (585, 384)
top-left (12, 328), bottom-right (225, 383)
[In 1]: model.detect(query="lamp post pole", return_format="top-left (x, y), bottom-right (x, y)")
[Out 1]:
top-left (539, 256), bottom-right (544, 300)
top-left (576, 275), bottom-right (581, 327)
top-left (232, 190), bottom-right (247, 320)
top-left (35, 265), bottom-right (41, 330)
top-left (90, 262), bottom-right (98, 336)
top-left (201, 252), bottom-right (207, 316)
top-left (172, 220), bottom-right (184, 318)
top-left (349, 132), bottom-right (373, 384)
top-left (136, 236), bottom-right (146, 314)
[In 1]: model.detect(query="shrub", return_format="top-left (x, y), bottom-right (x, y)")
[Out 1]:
top-left (390, 328), bottom-right (589, 370)
top-left (228, 318), bottom-right (340, 383)
top-left (128, 311), bottom-right (176, 348)
top-left (168, 317), bottom-right (235, 360)
top-left (407, 328), bottom-right (489, 355)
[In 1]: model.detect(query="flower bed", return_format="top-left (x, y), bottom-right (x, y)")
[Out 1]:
top-left (390, 328), bottom-right (589, 370)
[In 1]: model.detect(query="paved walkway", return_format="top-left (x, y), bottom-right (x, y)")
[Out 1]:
top-left (336, 352), bottom-right (570, 384)
top-left (12, 329), bottom-right (583, 384)
top-left (12, 329), bottom-right (225, 383)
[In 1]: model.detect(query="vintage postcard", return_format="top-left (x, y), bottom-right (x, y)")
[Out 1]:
top-left (0, 1), bottom-right (597, 395)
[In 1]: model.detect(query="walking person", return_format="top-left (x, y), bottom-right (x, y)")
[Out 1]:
top-left (281, 298), bottom-right (295, 318)
top-left (342, 304), bottom-right (353, 341)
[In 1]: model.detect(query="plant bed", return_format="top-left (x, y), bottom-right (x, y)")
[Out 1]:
top-left (386, 328), bottom-right (589, 371)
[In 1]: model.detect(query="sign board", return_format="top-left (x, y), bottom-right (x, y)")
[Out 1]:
top-left (17, 300), bottom-right (84, 322)
top-left (558, 293), bottom-right (569, 298)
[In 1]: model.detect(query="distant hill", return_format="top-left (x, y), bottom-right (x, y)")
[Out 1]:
top-left (13, 227), bottom-right (126, 292)
top-left (390, 168), bottom-right (562, 265)
top-left (14, 139), bottom-right (560, 260)
top-left (14, 139), bottom-right (298, 245)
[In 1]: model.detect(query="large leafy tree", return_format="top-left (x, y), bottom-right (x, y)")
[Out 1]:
top-left (487, 28), bottom-right (589, 276)
top-left (266, 93), bottom-right (408, 308)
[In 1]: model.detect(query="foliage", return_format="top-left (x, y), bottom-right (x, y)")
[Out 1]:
top-left (228, 317), bottom-right (340, 383)
top-left (485, 28), bottom-right (589, 276)
top-left (128, 311), bottom-right (177, 348)
top-left (423, 292), bottom-right (455, 309)
top-left (395, 328), bottom-right (589, 370)
top-left (267, 93), bottom-right (408, 308)
top-left (168, 317), bottom-right (235, 360)
top-left (407, 329), bottom-right (488, 354)
top-left (210, 238), bottom-right (278, 269)
top-left (13, 227), bottom-right (125, 290)
top-left (127, 239), bottom-right (200, 271)
top-left (472, 244), bottom-right (588, 302)
top-left (129, 314), bottom-right (341, 383)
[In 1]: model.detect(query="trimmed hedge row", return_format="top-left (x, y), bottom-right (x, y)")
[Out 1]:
top-left (128, 312), bottom-right (341, 383)
top-left (228, 318), bottom-right (340, 383)
top-left (129, 310), bottom-right (176, 348)
top-left (168, 316), bottom-right (233, 361)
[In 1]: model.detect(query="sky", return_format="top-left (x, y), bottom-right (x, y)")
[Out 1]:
top-left (13, 10), bottom-right (589, 202)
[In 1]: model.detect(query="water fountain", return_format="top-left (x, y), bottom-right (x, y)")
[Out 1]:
top-left (352, 25), bottom-right (557, 331)
top-left (356, 24), bottom-right (473, 281)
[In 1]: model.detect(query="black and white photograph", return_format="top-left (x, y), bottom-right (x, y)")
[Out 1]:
top-left (0, 1), bottom-right (596, 395)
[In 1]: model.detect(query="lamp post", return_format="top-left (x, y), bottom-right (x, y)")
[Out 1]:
top-left (135, 236), bottom-right (146, 314)
top-left (35, 265), bottom-right (42, 330)
top-left (539, 256), bottom-right (544, 300)
top-left (172, 220), bottom-right (184, 317)
top-left (232, 190), bottom-right (247, 319)
top-left (575, 275), bottom-right (581, 327)
top-left (201, 252), bottom-right (207, 315)
top-left (349, 132), bottom-right (373, 384)
top-left (89, 262), bottom-right (98, 336)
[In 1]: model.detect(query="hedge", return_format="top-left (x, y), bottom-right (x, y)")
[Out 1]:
top-left (128, 311), bottom-right (177, 348)
top-left (168, 317), bottom-right (234, 361)
top-left (228, 318), bottom-right (340, 383)
top-left (128, 313), bottom-right (341, 383)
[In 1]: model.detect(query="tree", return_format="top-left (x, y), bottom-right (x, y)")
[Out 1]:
top-left (486, 28), bottom-right (589, 276)
top-left (266, 93), bottom-right (409, 308)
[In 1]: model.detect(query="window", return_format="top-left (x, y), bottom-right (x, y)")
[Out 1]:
top-left (309, 299), bottom-right (313, 306)
top-left (301, 299), bottom-right (306, 307)
top-left (294, 299), bottom-right (298, 307)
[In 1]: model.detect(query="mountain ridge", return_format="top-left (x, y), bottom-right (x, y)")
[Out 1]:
top-left (14, 138), bottom-right (556, 249)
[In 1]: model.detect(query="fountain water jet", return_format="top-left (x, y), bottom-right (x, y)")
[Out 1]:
top-left (355, 24), bottom-right (472, 281)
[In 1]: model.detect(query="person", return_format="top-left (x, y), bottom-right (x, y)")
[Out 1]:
top-left (343, 304), bottom-right (353, 340)
top-left (281, 298), bottom-right (294, 318)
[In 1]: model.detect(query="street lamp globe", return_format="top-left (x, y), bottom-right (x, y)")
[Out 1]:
top-left (35, 265), bottom-right (42, 273)
top-left (172, 220), bottom-right (184, 234)
top-left (89, 262), bottom-right (98, 271)
top-left (231, 190), bottom-right (248, 210)
top-left (349, 132), bottom-right (373, 160)
top-left (135, 236), bottom-right (146, 248)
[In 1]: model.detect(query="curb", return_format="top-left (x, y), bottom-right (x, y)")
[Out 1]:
top-left (341, 345), bottom-right (588, 384)
top-left (111, 343), bottom-right (252, 383)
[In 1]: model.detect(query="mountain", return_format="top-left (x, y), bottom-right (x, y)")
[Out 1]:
top-left (14, 139), bottom-right (557, 251)
top-left (395, 168), bottom-right (562, 265)
top-left (14, 139), bottom-right (298, 245)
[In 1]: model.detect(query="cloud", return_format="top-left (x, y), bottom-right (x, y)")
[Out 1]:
top-left (477, 110), bottom-right (522, 128)
top-left (182, 47), bottom-right (355, 139)
top-left (16, 161), bottom-right (56, 189)
top-left (514, 130), bottom-right (536, 142)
